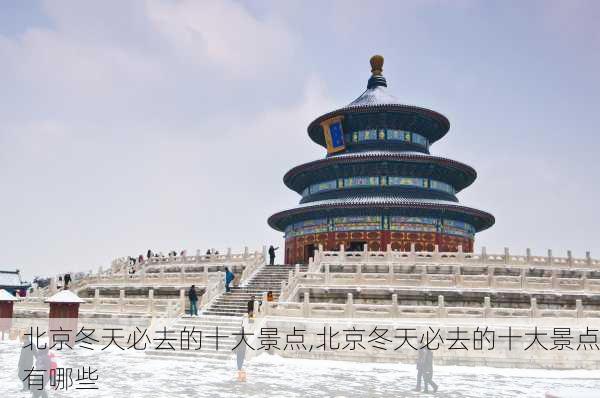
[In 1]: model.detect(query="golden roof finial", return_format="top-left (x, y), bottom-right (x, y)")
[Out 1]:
top-left (370, 54), bottom-right (384, 75)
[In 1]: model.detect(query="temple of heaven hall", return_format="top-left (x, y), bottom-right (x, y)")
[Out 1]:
top-left (268, 55), bottom-right (495, 264)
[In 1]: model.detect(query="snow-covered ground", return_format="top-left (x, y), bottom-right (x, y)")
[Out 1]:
top-left (1, 340), bottom-right (598, 397)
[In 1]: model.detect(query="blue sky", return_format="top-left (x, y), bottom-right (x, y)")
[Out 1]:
top-left (1, 0), bottom-right (598, 279)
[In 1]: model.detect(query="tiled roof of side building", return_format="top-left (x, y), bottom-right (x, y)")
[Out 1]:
top-left (0, 270), bottom-right (24, 286)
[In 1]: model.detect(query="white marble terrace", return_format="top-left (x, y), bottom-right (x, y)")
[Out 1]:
top-left (15, 247), bottom-right (266, 317)
top-left (261, 244), bottom-right (600, 320)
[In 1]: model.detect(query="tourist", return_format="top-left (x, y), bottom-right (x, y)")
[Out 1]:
top-left (31, 347), bottom-right (51, 398)
top-left (138, 254), bottom-right (144, 264)
top-left (188, 285), bottom-right (198, 316)
top-left (415, 347), bottom-right (425, 391)
top-left (17, 332), bottom-right (34, 391)
top-left (225, 268), bottom-right (234, 292)
top-left (206, 249), bottom-right (212, 256)
top-left (268, 245), bottom-right (279, 265)
top-left (235, 333), bottom-right (247, 382)
top-left (267, 291), bottom-right (274, 302)
top-left (147, 249), bottom-right (152, 259)
top-left (63, 273), bottom-right (71, 289)
top-left (247, 296), bottom-right (255, 317)
top-left (422, 348), bottom-right (439, 393)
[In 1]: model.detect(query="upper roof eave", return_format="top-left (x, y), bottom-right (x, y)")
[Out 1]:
top-left (283, 151), bottom-right (477, 192)
top-left (307, 103), bottom-right (451, 147)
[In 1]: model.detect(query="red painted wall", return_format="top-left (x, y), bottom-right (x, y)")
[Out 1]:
top-left (284, 230), bottom-right (473, 264)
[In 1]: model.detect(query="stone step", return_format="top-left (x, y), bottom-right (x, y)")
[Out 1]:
top-left (180, 315), bottom-right (243, 322)
top-left (177, 319), bottom-right (241, 327)
top-left (203, 311), bottom-right (247, 316)
top-left (146, 350), bottom-right (233, 360)
top-left (172, 324), bottom-right (241, 333)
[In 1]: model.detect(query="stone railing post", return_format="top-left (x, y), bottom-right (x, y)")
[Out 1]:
top-left (483, 296), bottom-right (491, 318)
top-left (386, 243), bottom-right (392, 261)
top-left (288, 270), bottom-right (294, 285)
top-left (530, 297), bottom-right (538, 318)
top-left (582, 271), bottom-right (589, 291)
top-left (94, 288), bottom-right (100, 312)
top-left (488, 266), bottom-right (495, 288)
top-left (576, 299), bottom-right (583, 318)
top-left (302, 292), bottom-right (310, 317)
top-left (140, 264), bottom-right (146, 283)
top-left (504, 247), bottom-right (510, 265)
top-left (454, 265), bottom-right (461, 288)
top-left (148, 289), bottom-right (155, 316)
top-left (356, 261), bottom-right (362, 282)
top-left (388, 260), bottom-right (394, 283)
top-left (325, 263), bottom-right (330, 284)
top-left (226, 247), bottom-right (232, 260)
top-left (49, 277), bottom-right (57, 295)
top-left (420, 264), bottom-right (428, 286)
top-left (280, 280), bottom-right (286, 298)
top-left (180, 265), bottom-right (185, 284)
top-left (457, 245), bottom-right (465, 262)
top-left (567, 250), bottom-right (573, 267)
top-left (586, 251), bottom-right (592, 267)
top-left (119, 289), bottom-right (125, 313)
top-left (551, 269), bottom-right (559, 290)
top-left (259, 292), bottom-right (267, 316)
top-left (204, 264), bottom-right (209, 282)
top-left (243, 246), bottom-right (249, 260)
top-left (481, 246), bottom-right (487, 265)
top-left (180, 288), bottom-right (186, 315)
top-left (526, 248), bottom-right (532, 264)
top-left (295, 264), bottom-right (300, 276)
top-left (262, 245), bottom-right (268, 264)
top-left (410, 243), bottom-right (416, 262)
top-left (433, 244), bottom-right (440, 261)
top-left (339, 244), bottom-right (346, 263)
top-left (521, 268), bottom-right (527, 289)
top-left (123, 264), bottom-right (128, 282)
top-left (97, 266), bottom-right (103, 282)
top-left (548, 249), bottom-right (553, 266)
top-left (345, 293), bottom-right (354, 317)
top-left (391, 293), bottom-right (399, 317)
top-left (437, 295), bottom-right (446, 317)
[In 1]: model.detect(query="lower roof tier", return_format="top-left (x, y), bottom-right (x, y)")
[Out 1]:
top-left (268, 195), bottom-right (495, 233)
top-left (284, 151), bottom-right (477, 194)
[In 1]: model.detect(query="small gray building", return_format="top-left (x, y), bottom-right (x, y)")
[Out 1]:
top-left (0, 269), bottom-right (30, 296)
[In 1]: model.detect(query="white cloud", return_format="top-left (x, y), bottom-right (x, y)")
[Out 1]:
top-left (146, 0), bottom-right (295, 78)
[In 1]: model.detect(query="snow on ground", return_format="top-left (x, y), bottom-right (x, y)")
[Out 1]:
top-left (1, 340), bottom-right (598, 397)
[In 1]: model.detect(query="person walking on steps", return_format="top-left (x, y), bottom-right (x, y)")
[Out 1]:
top-left (247, 296), bottom-right (255, 318)
top-left (63, 273), bottom-right (71, 289)
top-left (268, 245), bottom-right (279, 266)
top-left (415, 347), bottom-right (425, 392)
top-left (422, 347), bottom-right (439, 393)
top-left (188, 285), bottom-right (198, 316)
top-left (234, 332), bottom-right (247, 382)
top-left (225, 267), bottom-right (234, 293)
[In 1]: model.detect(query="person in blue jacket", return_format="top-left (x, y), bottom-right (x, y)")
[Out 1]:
top-left (225, 267), bottom-right (235, 292)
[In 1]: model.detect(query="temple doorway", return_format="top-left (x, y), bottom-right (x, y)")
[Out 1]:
top-left (348, 241), bottom-right (366, 251)
top-left (304, 244), bottom-right (315, 263)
